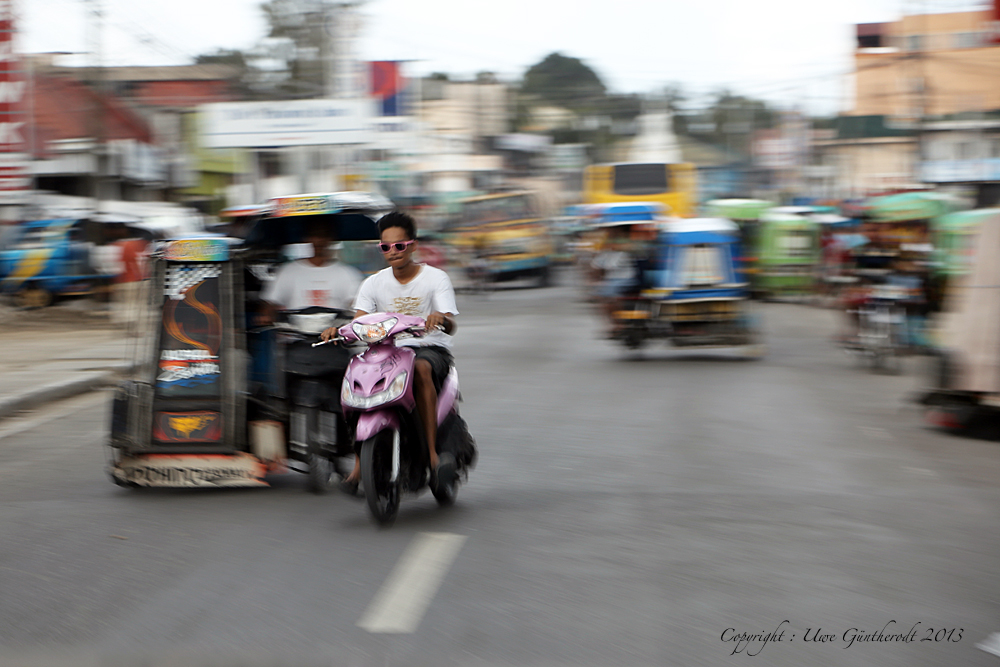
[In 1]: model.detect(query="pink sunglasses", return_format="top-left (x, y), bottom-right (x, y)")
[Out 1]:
top-left (378, 240), bottom-right (416, 253)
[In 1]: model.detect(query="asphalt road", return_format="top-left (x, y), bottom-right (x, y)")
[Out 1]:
top-left (2, 281), bottom-right (1000, 667)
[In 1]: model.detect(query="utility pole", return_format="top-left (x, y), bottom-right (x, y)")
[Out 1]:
top-left (86, 0), bottom-right (107, 209)
top-left (914, 0), bottom-right (930, 186)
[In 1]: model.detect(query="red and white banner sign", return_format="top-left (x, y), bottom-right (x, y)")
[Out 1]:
top-left (0, 0), bottom-right (28, 193)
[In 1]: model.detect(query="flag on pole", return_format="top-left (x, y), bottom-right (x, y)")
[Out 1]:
top-left (370, 61), bottom-right (408, 116)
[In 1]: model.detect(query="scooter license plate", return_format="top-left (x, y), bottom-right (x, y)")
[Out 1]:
top-left (871, 312), bottom-right (903, 324)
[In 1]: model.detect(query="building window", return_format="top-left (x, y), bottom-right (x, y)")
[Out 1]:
top-left (992, 138), bottom-right (1000, 159)
top-left (258, 151), bottom-right (282, 178)
top-left (952, 32), bottom-right (982, 49)
top-left (906, 34), bottom-right (924, 51)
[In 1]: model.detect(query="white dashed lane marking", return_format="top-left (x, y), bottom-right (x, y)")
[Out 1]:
top-left (358, 532), bottom-right (467, 634)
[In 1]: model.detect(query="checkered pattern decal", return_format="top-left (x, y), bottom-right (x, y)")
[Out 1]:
top-left (165, 264), bottom-right (222, 300)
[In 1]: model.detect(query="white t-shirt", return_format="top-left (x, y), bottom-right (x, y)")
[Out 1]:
top-left (261, 260), bottom-right (362, 311)
top-left (353, 264), bottom-right (459, 349)
top-left (592, 250), bottom-right (636, 282)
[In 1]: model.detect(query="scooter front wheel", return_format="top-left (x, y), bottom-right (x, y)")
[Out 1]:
top-left (360, 431), bottom-right (400, 526)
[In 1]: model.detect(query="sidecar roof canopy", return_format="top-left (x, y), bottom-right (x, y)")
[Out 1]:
top-left (662, 217), bottom-right (740, 245)
top-left (585, 202), bottom-right (668, 227)
top-left (704, 198), bottom-right (774, 221)
top-left (220, 204), bottom-right (267, 218)
top-left (263, 192), bottom-right (393, 218)
top-left (243, 191), bottom-right (394, 250)
top-left (760, 210), bottom-right (818, 227)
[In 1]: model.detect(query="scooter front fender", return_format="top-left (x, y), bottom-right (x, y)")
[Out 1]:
top-left (355, 410), bottom-right (401, 443)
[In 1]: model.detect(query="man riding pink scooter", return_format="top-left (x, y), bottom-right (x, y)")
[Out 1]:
top-left (321, 211), bottom-right (461, 499)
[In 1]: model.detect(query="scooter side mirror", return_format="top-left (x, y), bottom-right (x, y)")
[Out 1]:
top-left (337, 322), bottom-right (361, 342)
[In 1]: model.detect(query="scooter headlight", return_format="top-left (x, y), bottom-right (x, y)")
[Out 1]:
top-left (352, 317), bottom-right (398, 343)
top-left (342, 371), bottom-right (408, 409)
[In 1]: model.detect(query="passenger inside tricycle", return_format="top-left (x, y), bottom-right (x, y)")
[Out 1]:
top-left (590, 223), bottom-right (658, 338)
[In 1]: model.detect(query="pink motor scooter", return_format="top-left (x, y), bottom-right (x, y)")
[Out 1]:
top-left (321, 312), bottom-right (476, 525)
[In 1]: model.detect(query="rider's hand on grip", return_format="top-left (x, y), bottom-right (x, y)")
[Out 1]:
top-left (425, 311), bottom-right (451, 334)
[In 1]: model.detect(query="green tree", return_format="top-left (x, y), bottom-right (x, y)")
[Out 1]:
top-left (259, 0), bottom-right (328, 97)
top-left (521, 52), bottom-right (606, 111)
top-left (192, 0), bottom-right (338, 99)
top-left (194, 49), bottom-right (257, 99)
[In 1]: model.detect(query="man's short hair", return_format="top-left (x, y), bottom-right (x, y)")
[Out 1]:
top-left (377, 211), bottom-right (417, 241)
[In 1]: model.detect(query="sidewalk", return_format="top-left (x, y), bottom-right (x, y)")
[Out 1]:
top-left (0, 304), bottom-right (134, 421)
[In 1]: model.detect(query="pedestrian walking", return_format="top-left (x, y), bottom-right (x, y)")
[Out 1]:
top-left (111, 223), bottom-right (149, 334)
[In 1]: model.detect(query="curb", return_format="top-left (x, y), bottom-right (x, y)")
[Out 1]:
top-left (0, 363), bottom-right (134, 421)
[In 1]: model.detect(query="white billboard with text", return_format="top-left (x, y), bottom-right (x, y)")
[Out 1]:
top-left (200, 99), bottom-right (375, 148)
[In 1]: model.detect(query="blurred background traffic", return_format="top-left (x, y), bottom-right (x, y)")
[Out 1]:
top-left (1, 1), bottom-right (1000, 311)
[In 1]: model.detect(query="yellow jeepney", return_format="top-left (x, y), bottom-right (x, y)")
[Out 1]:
top-left (449, 191), bottom-right (554, 286)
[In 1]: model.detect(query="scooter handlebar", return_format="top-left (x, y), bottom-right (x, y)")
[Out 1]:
top-left (314, 318), bottom-right (443, 346)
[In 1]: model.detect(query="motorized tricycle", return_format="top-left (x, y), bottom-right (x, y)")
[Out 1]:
top-left (753, 208), bottom-right (821, 299)
top-left (106, 191), bottom-right (393, 489)
top-left (704, 198), bottom-right (774, 287)
top-left (607, 216), bottom-right (763, 357)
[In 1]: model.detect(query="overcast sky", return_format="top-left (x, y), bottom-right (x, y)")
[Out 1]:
top-left (17, 0), bottom-right (989, 115)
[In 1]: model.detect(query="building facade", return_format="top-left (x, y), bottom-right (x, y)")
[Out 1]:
top-left (814, 8), bottom-right (1000, 200)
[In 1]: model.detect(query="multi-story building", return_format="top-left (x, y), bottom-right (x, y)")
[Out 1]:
top-left (814, 7), bottom-right (1000, 202)
top-left (854, 10), bottom-right (1000, 118)
top-left (26, 56), bottom-right (247, 211)
top-left (408, 76), bottom-right (508, 196)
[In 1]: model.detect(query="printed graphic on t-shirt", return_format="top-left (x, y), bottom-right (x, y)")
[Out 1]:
top-left (309, 289), bottom-right (330, 306)
top-left (390, 296), bottom-right (424, 316)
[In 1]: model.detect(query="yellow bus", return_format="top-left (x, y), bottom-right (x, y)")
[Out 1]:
top-left (582, 162), bottom-right (698, 218)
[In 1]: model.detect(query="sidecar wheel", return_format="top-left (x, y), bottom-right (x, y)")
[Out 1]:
top-left (360, 431), bottom-right (399, 526)
top-left (305, 408), bottom-right (335, 494)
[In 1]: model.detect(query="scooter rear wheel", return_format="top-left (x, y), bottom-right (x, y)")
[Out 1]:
top-left (360, 431), bottom-right (400, 526)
